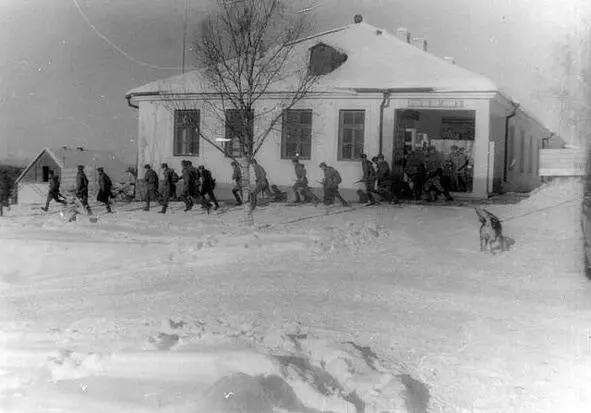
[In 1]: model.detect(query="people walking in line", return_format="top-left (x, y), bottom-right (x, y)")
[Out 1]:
top-left (250, 158), bottom-right (272, 209)
top-left (291, 157), bottom-right (320, 206)
top-left (143, 164), bottom-right (160, 211)
top-left (97, 167), bottom-right (113, 213)
top-left (159, 163), bottom-right (177, 214)
top-left (360, 153), bottom-right (377, 205)
top-left (231, 160), bottom-right (243, 206)
top-left (75, 165), bottom-right (92, 214)
top-left (198, 165), bottom-right (219, 211)
top-left (41, 170), bottom-right (67, 212)
top-left (319, 162), bottom-right (349, 207)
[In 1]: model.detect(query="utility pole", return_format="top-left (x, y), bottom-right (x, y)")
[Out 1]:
top-left (181, 0), bottom-right (189, 74)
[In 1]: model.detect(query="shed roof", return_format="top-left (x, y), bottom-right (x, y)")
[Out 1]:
top-left (15, 147), bottom-right (134, 184)
top-left (127, 21), bottom-right (499, 97)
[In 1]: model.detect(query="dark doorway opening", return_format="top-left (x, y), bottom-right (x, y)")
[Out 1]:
top-left (393, 109), bottom-right (476, 193)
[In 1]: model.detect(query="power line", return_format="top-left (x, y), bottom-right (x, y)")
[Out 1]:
top-left (70, 0), bottom-right (179, 71)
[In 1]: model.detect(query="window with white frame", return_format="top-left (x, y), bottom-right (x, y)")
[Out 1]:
top-left (338, 110), bottom-right (365, 161)
top-left (224, 109), bottom-right (254, 158)
top-left (281, 109), bottom-right (312, 160)
top-left (173, 110), bottom-right (200, 156)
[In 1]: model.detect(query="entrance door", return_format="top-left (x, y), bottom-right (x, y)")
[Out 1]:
top-left (392, 109), bottom-right (420, 178)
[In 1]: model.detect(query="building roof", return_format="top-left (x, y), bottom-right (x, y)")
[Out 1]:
top-left (15, 147), bottom-right (134, 184)
top-left (127, 21), bottom-right (499, 97)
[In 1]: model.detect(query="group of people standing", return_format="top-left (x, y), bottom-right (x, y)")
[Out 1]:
top-left (403, 144), bottom-right (471, 202)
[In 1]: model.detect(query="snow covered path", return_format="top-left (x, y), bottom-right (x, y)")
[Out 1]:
top-left (1, 184), bottom-right (590, 412)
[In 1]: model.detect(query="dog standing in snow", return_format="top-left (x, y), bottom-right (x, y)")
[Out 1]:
top-left (475, 207), bottom-right (505, 253)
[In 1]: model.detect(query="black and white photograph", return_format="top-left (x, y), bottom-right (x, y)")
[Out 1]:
top-left (1, 0), bottom-right (590, 412)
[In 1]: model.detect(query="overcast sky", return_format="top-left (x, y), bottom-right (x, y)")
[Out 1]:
top-left (0, 0), bottom-right (588, 164)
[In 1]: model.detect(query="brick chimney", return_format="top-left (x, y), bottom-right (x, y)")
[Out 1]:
top-left (444, 56), bottom-right (456, 64)
top-left (412, 37), bottom-right (428, 52)
top-left (396, 27), bottom-right (411, 43)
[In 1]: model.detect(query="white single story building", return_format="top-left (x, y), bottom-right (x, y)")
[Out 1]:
top-left (126, 17), bottom-right (552, 199)
top-left (15, 146), bottom-right (134, 204)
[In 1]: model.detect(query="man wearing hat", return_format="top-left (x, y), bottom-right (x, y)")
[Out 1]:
top-left (197, 165), bottom-right (219, 211)
top-left (179, 160), bottom-right (194, 211)
top-left (319, 162), bottom-right (349, 207)
top-left (159, 163), bottom-right (177, 214)
top-left (96, 167), bottom-right (113, 213)
top-left (75, 164), bottom-right (92, 214)
top-left (291, 157), bottom-right (319, 206)
top-left (143, 164), bottom-right (160, 211)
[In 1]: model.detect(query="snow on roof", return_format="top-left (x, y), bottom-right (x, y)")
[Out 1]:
top-left (16, 147), bottom-right (134, 184)
top-left (126, 21), bottom-right (498, 97)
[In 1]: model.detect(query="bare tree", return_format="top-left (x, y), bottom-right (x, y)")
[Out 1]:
top-left (161, 0), bottom-right (319, 226)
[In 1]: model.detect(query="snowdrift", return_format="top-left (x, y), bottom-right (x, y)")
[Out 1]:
top-left (3, 325), bottom-right (429, 413)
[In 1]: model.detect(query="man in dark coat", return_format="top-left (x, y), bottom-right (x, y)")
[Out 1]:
top-left (231, 160), bottom-right (243, 206)
top-left (143, 164), bottom-right (159, 211)
top-left (41, 170), bottom-right (67, 212)
top-left (319, 162), bottom-right (349, 207)
top-left (404, 150), bottom-right (426, 201)
top-left (198, 165), bottom-right (219, 211)
top-left (292, 157), bottom-right (320, 206)
top-left (187, 160), bottom-right (207, 208)
top-left (159, 163), bottom-right (176, 214)
top-left (180, 160), bottom-right (194, 211)
top-left (75, 165), bottom-right (92, 214)
top-left (360, 153), bottom-right (377, 205)
top-left (374, 154), bottom-right (398, 204)
top-left (96, 167), bottom-right (113, 213)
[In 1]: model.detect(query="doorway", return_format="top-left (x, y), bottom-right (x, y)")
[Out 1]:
top-left (393, 109), bottom-right (476, 193)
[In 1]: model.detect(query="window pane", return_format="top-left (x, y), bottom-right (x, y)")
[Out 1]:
top-left (354, 142), bottom-right (364, 158)
top-left (354, 111), bottom-right (364, 125)
top-left (342, 128), bottom-right (353, 144)
top-left (301, 144), bottom-right (311, 159)
top-left (342, 145), bottom-right (352, 159)
top-left (301, 110), bottom-right (312, 125)
top-left (342, 111), bottom-right (354, 124)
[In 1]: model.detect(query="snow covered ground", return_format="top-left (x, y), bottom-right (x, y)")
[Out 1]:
top-left (1, 180), bottom-right (590, 413)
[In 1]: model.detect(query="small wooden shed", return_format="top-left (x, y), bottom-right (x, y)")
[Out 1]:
top-left (15, 146), bottom-right (134, 205)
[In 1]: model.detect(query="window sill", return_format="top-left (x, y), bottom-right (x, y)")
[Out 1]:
top-left (281, 157), bottom-right (311, 161)
top-left (336, 158), bottom-right (363, 163)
